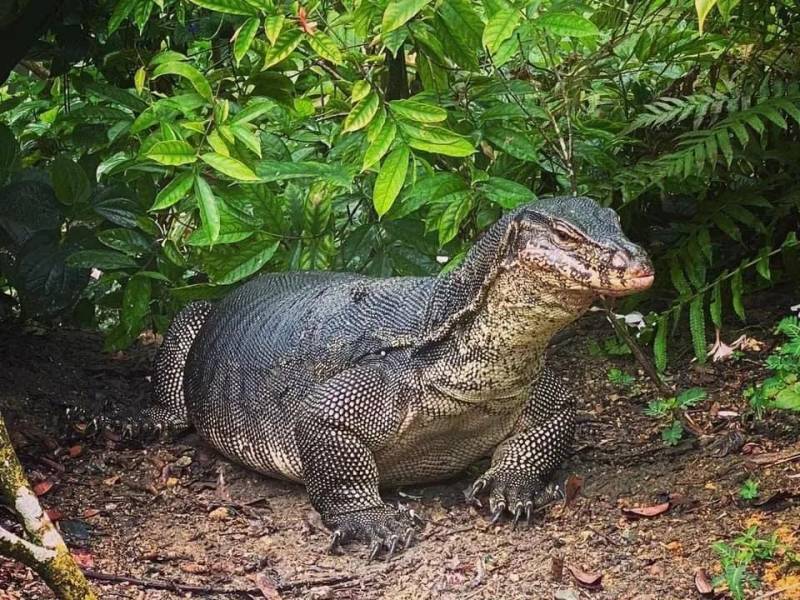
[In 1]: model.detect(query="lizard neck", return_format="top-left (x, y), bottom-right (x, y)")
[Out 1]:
top-left (429, 269), bottom-right (592, 400)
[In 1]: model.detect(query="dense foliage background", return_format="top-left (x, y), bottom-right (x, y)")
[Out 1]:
top-left (0, 0), bottom-right (797, 367)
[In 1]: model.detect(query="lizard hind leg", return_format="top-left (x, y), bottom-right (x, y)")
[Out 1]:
top-left (148, 301), bottom-right (213, 433)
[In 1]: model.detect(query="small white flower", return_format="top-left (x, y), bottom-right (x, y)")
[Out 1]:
top-left (436, 255), bottom-right (450, 264)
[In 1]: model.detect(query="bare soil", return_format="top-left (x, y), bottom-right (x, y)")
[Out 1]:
top-left (1, 311), bottom-right (798, 599)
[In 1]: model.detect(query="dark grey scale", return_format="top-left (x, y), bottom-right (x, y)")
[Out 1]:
top-left (147, 196), bottom-right (653, 560)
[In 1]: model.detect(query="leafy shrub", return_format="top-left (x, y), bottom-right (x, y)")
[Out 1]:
top-left (0, 0), bottom-right (797, 359)
top-left (712, 526), bottom-right (780, 600)
top-left (746, 315), bottom-right (800, 416)
top-left (645, 387), bottom-right (706, 445)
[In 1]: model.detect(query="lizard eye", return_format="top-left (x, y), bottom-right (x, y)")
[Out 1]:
top-left (552, 225), bottom-right (580, 248)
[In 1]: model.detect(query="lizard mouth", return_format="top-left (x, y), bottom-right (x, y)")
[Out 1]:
top-left (595, 273), bottom-right (655, 297)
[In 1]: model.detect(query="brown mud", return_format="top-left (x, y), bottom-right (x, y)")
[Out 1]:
top-left (1, 310), bottom-right (798, 599)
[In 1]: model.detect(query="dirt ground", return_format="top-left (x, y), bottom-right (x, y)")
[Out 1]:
top-left (0, 309), bottom-right (798, 599)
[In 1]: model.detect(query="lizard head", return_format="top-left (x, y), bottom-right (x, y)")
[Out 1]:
top-left (503, 196), bottom-right (654, 298)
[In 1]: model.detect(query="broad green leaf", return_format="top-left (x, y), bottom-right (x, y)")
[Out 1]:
top-left (307, 31), bottom-right (343, 65)
top-left (536, 12), bottom-right (600, 37)
top-left (437, 192), bottom-right (472, 246)
top-left (195, 176), bottom-right (220, 244)
top-left (479, 177), bottom-right (535, 209)
top-left (208, 239), bottom-right (279, 285)
top-left (362, 121), bottom-right (397, 171)
top-left (342, 92), bottom-right (380, 133)
top-left (134, 66), bottom-right (146, 93)
top-left (145, 140), bottom-right (197, 165)
top-left (399, 122), bottom-right (474, 157)
top-left (389, 99), bottom-right (447, 123)
top-left (264, 15), bottom-right (285, 45)
top-left (122, 275), bottom-right (151, 331)
top-left (200, 153), bottom-right (260, 181)
top-left (109, 0), bottom-right (137, 35)
top-left (132, 0), bottom-right (153, 34)
top-left (150, 171), bottom-right (195, 210)
top-left (264, 29), bottom-right (303, 68)
top-left (483, 9), bottom-right (520, 55)
top-left (231, 124), bottom-right (262, 157)
top-left (98, 228), bottom-right (153, 256)
top-left (351, 80), bottom-right (371, 103)
top-left (233, 17), bottom-right (260, 64)
top-left (373, 145), bottom-right (410, 217)
top-left (67, 250), bottom-right (140, 270)
top-left (152, 62), bottom-right (213, 101)
top-left (382, 0), bottom-right (431, 33)
top-left (695, 0), bottom-right (718, 33)
top-left (484, 126), bottom-right (540, 161)
top-left (187, 0), bottom-right (257, 16)
top-left (773, 385), bottom-right (800, 411)
top-left (51, 155), bottom-right (91, 206)
top-left (255, 160), bottom-right (353, 186)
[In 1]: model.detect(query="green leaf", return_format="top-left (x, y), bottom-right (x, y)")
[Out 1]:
top-left (773, 385), bottom-right (800, 411)
top-left (150, 171), bottom-right (195, 210)
top-left (690, 293), bottom-right (707, 363)
top-left (437, 193), bottom-right (472, 246)
top-left (206, 238), bottom-right (280, 284)
top-left (264, 29), bottom-right (303, 68)
top-left (121, 275), bottom-right (151, 331)
top-left (730, 269), bottom-right (746, 321)
top-left (109, 0), bottom-right (137, 35)
top-left (231, 123), bottom-right (262, 157)
top-left (399, 122), bottom-right (474, 157)
top-left (362, 120), bottom-right (397, 171)
top-left (677, 387), bottom-right (707, 407)
top-left (233, 17), bottom-right (260, 64)
top-left (351, 80), bottom-right (371, 103)
top-left (479, 177), bottom-right (535, 209)
top-left (134, 66), bottom-right (146, 92)
top-left (654, 315), bottom-right (668, 372)
top-left (145, 140), bottom-right (197, 165)
top-left (152, 62), bottom-right (213, 101)
top-left (186, 0), bottom-right (257, 16)
top-left (67, 250), bottom-right (140, 270)
top-left (710, 282), bottom-right (723, 329)
top-left (51, 155), bottom-right (91, 206)
top-left (264, 15), bottom-right (285, 45)
top-left (342, 92), bottom-right (380, 133)
top-left (483, 8), bottom-right (520, 55)
top-left (694, 0), bottom-right (718, 33)
top-left (200, 153), bottom-right (260, 181)
top-left (195, 176), bottom-right (220, 244)
top-left (98, 228), bottom-right (153, 256)
top-left (662, 420), bottom-right (684, 446)
top-left (536, 12), bottom-right (600, 37)
top-left (307, 31), bottom-right (343, 65)
top-left (132, 0), bottom-right (153, 34)
top-left (389, 99), bottom-right (447, 123)
top-left (382, 0), bottom-right (431, 33)
top-left (373, 145), bottom-right (410, 217)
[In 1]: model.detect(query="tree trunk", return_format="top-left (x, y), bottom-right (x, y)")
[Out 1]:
top-left (0, 414), bottom-right (97, 599)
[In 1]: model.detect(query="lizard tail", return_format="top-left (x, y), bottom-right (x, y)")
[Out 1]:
top-left (149, 301), bottom-right (214, 431)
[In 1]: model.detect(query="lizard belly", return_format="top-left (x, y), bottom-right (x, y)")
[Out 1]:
top-left (375, 391), bottom-right (526, 486)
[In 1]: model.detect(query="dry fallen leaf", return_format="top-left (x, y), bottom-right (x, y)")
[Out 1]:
top-left (694, 568), bottom-right (714, 595)
top-left (255, 572), bottom-right (281, 599)
top-left (82, 508), bottom-right (101, 519)
top-left (564, 475), bottom-right (584, 507)
top-left (208, 506), bottom-right (231, 521)
top-left (621, 502), bottom-right (670, 518)
top-left (179, 562), bottom-right (206, 574)
top-left (67, 445), bottom-right (83, 458)
top-left (33, 480), bottom-right (53, 496)
top-left (71, 549), bottom-right (94, 568)
top-left (567, 565), bottom-right (602, 588)
top-left (551, 555), bottom-right (564, 582)
top-left (45, 508), bottom-right (64, 522)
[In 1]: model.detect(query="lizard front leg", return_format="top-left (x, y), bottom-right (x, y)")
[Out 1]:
top-left (295, 364), bottom-right (422, 560)
top-left (468, 367), bottom-right (575, 526)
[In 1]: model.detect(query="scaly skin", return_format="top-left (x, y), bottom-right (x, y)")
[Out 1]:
top-left (148, 196), bottom-right (654, 560)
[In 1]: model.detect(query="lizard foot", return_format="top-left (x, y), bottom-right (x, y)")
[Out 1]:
top-left (325, 505), bottom-right (424, 562)
top-left (467, 471), bottom-right (563, 528)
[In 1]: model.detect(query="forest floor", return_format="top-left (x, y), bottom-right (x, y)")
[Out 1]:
top-left (1, 307), bottom-right (799, 600)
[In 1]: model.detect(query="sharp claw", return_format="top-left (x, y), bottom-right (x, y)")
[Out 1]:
top-left (490, 503), bottom-right (505, 525)
top-left (386, 535), bottom-right (399, 561)
top-left (328, 530), bottom-right (342, 553)
top-left (367, 540), bottom-right (381, 563)
top-left (403, 527), bottom-right (414, 549)
top-left (525, 501), bottom-right (534, 525)
top-left (512, 504), bottom-right (523, 530)
top-left (471, 479), bottom-right (487, 497)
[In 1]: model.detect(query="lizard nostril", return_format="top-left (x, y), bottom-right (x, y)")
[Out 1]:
top-left (611, 252), bottom-right (627, 269)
